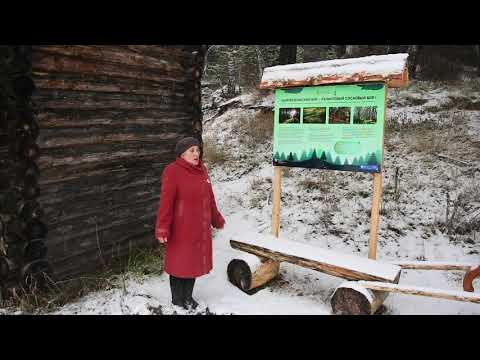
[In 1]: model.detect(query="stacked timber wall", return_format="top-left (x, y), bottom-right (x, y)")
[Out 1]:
top-left (29, 45), bottom-right (205, 280)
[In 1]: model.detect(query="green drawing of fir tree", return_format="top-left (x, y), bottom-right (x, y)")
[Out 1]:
top-left (368, 152), bottom-right (378, 165)
top-left (320, 151), bottom-right (327, 163)
top-left (326, 152), bottom-right (333, 164)
top-left (334, 156), bottom-right (342, 165)
top-left (343, 158), bottom-right (349, 166)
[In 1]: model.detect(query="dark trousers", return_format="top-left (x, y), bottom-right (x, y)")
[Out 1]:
top-left (169, 275), bottom-right (196, 307)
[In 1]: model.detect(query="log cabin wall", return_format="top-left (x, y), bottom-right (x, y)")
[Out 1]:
top-left (29, 45), bottom-right (206, 280)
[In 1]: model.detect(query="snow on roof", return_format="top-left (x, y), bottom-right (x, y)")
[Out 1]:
top-left (231, 232), bottom-right (401, 282)
top-left (259, 53), bottom-right (409, 89)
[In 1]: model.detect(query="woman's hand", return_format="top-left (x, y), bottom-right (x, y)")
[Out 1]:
top-left (157, 236), bottom-right (168, 244)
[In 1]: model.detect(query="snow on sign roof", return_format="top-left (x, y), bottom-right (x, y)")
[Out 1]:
top-left (259, 53), bottom-right (409, 89)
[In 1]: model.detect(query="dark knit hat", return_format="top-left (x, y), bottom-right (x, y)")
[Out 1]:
top-left (175, 137), bottom-right (200, 157)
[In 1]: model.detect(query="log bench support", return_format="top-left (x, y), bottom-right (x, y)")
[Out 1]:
top-left (331, 280), bottom-right (480, 315)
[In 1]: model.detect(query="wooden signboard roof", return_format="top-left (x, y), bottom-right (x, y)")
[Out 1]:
top-left (259, 53), bottom-right (409, 89)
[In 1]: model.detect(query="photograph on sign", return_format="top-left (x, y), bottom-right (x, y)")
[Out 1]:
top-left (273, 83), bottom-right (385, 173)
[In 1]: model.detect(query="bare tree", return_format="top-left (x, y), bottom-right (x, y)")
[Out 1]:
top-left (407, 45), bottom-right (423, 79)
top-left (475, 45), bottom-right (480, 76)
top-left (226, 45), bottom-right (238, 96)
top-left (255, 45), bottom-right (265, 81)
top-left (277, 45), bottom-right (297, 65)
top-left (345, 45), bottom-right (362, 58)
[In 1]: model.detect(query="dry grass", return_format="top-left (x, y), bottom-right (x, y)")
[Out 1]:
top-left (0, 246), bottom-right (164, 314)
top-left (202, 136), bottom-right (228, 166)
top-left (298, 172), bottom-right (335, 193)
top-left (243, 109), bottom-right (274, 148)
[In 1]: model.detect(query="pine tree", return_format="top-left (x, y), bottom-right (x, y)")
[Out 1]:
top-left (292, 152), bottom-right (299, 161)
top-left (358, 155), bottom-right (365, 165)
top-left (343, 158), bottom-right (349, 166)
top-left (311, 149), bottom-right (318, 160)
top-left (334, 156), bottom-right (342, 165)
top-left (280, 152), bottom-right (286, 161)
top-left (287, 152), bottom-right (294, 161)
top-left (274, 151), bottom-right (280, 160)
top-left (352, 157), bottom-right (358, 165)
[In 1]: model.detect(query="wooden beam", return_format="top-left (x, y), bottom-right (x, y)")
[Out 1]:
top-left (230, 239), bottom-right (401, 283)
top-left (259, 54), bottom-right (409, 89)
top-left (392, 261), bottom-right (476, 271)
top-left (359, 281), bottom-right (480, 304)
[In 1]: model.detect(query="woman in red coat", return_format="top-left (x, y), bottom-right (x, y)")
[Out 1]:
top-left (155, 137), bottom-right (225, 310)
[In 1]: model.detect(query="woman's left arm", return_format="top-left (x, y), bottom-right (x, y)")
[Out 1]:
top-left (208, 179), bottom-right (225, 229)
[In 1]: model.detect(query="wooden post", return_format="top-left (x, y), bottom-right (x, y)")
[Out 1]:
top-left (368, 84), bottom-right (387, 260)
top-left (368, 173), bottom-right (382, 259)
top-left (271, 166), bottom-right (282, 238)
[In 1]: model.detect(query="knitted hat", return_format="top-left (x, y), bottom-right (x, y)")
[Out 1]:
top-left (175, 137), bottom-right (200, 157)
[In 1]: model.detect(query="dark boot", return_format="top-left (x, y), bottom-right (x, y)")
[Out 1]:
top-left (170, 275), bottom-right (188, 309)
top-left (183, 278), bottom-right (198, 310)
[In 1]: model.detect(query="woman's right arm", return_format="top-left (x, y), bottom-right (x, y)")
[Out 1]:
top-left (155, 165), bottom-right (176, 243)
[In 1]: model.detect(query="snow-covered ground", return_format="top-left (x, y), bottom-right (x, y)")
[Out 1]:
top-left (3, 80), bottom-right (479, 315)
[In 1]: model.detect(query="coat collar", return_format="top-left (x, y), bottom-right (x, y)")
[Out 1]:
top-left (175, 157), bottom-right (207, 176)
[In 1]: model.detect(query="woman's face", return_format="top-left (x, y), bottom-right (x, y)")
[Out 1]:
top-left (181, 145), bottom-right (201, 166)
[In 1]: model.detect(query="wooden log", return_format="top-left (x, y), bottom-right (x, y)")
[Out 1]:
top-left (32, 45), bottom-right (185, 72)
top-left (230, 238), bottom-right (401, 283)
top-left (227, 258), bottom-right (279, 293)
top-left (331, 281), bottom-right (389, 315)
top-left (36, 109), bottom-right (192, 129)
top-left (32, 50), bottom-right (187, 84)
top-left (358, 280), bottom-right (480, 304)
top-left (32, 89), bottom-right (191, 111)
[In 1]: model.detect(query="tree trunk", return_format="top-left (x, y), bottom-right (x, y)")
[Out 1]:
top-left (277, 45), bottom-right (297, 65)
top-left (475, 45), bottom-right (480, 77)
top-left (335, 45), bottom-right (346, 59)
top-left (255, 46), bottom-right (265, 81)
top-left (408, 45), bottom-right (423, 79)
top-left (345, 45), bottom-right (362, 58)
top-left (226, 46), bottom-right (237, 96)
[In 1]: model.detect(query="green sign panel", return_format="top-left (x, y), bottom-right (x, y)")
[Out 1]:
top-left (273, 83), bottom-right (385, 173)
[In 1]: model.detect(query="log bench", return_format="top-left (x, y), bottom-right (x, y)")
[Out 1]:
top-left (228, 235), bottom-right (480, 314)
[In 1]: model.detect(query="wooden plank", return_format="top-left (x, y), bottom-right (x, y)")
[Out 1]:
top-left (358, 281), bottom-right (480, 304)
top-left (230, 237), bottom-right (401, 283)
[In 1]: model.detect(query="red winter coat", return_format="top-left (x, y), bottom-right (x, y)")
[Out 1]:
top-left (155, 157), bottom-right (225, 278)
